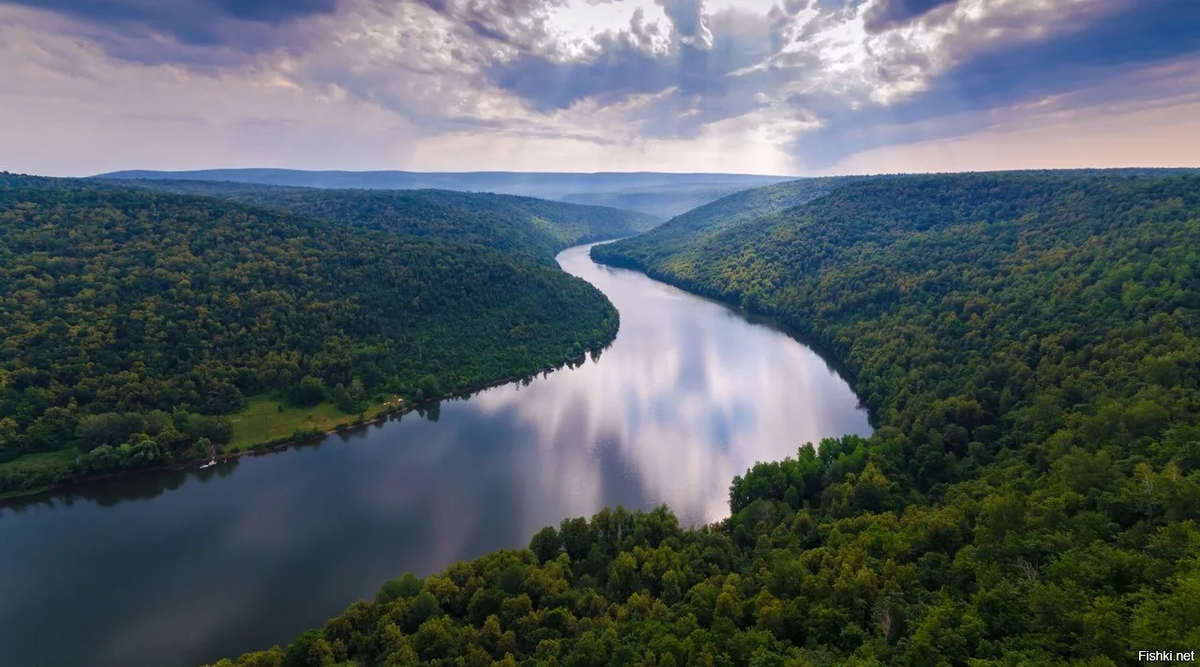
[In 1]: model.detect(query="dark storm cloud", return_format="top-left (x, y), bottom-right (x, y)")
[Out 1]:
top-left (485, 40), bottom-right (745, 115)
top-left (4, 0), bottom-right (339, 46)
top-left (411, 0), bottom-right (562, 45)
top-left (488, 41), bottom-right (670, 112)
top-left (656, 0), bottom-right (709, 45)
top-left (792, 0), bottom-right (1200, 167)
top-left (863, 0), bottom-right (957, 33)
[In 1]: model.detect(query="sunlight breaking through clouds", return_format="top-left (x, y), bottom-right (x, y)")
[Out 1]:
top-left (0, 0), bottom-right (1197, 174)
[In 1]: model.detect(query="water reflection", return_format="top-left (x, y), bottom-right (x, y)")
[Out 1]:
top-left (0, 243), bottom-right (869, 667)
top-left (470, 248), bottom-right (869, 527)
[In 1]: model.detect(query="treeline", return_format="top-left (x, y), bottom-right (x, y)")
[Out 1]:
top-left (215, 171), bottom-right (1200, 665)
top-left (594, 169), bottom-right (1198, 279)
top-left (0, 174), bottom-right (619, 495)
top-left (116, 179), bottom-right (661, 264)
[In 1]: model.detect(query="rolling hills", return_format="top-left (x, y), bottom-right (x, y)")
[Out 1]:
top-left (590, 176), bottom-right (862, 271)
top-left (111, 179), bottom-right (661, 264)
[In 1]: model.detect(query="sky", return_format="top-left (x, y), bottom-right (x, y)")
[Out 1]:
top-left (1, 0), bottom-right (1198, 176)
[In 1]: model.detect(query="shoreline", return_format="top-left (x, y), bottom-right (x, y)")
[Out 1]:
top-left (0, 239), bottom-right (624, 505)
top-left (588, 251), bottom-right (876, 429)
top-left (0, 346), bottom-right (610, 505)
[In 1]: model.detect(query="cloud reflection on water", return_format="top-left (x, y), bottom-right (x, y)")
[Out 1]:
top-left (466, 244), bottom-right (871, 526)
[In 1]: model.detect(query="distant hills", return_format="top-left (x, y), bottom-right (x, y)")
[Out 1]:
top-left (113, 178), bottom-right (660, 264)
top-left (557, 183), bottom-right (756, 219)
top-left (592, 176), bottom-right (865, 269)
top-left (93, 169), bottom-right (796, 218)
top-left (93, 169), bottom-right (794, 198)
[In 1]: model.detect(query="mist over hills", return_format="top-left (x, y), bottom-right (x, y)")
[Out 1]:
top-left (556, 183), bottom-right (755, 219)
top-left (94, 169), bottom-right (794, 203)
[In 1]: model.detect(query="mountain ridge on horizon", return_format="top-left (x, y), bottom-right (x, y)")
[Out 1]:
top-left (93, 167), bottom-right (799, 178)
top-left (93, 168), bottom-right (797, 201)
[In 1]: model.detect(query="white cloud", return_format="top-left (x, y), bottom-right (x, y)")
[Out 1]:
top-left (543, 0), bottom-right (674, 57)
top-left (707, 0), bottom-right (778, 15)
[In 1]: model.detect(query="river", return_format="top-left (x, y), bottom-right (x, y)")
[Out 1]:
top-left (0, 243), bottom-right (870, 667)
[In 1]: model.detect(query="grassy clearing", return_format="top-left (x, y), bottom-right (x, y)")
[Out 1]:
top-left (0, 449), bottom-right (78, 499)
top-left (4, 449), bottom-right (77, 466)
top-left (0, 396), bottom-right (406, 500)
top-left (227, 395), bottom-right (399, 452)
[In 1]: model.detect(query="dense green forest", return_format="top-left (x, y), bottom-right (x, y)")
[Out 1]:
top-left (214, 172), bottom-right (1200, 666)
top-left (117, 179), bottom-right (660, 264)
top-left (0, 174), bottom-right (619, 496)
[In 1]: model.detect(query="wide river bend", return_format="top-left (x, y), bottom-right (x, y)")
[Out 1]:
top-left (0, 243), bottom-right (870, 667)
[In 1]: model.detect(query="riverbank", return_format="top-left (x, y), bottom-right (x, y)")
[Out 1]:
top-left (189, 358), bottom-right (601, 467)
top-left (0, 347), bottom-right (607, 503)
top-left (589, 250), bottom-right (876, 430)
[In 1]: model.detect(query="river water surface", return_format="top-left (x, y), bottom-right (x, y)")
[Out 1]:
top-left (0, 243), bottom-right (870, 667)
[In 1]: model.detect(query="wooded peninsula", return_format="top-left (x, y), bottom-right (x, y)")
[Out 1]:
top-left (0, 174), bottom-right (628, 497)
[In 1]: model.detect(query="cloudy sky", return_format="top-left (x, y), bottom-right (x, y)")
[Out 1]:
top-left (2, 0), bottom-right (1198, 176)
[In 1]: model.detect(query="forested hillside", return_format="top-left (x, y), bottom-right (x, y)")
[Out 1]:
top-left (0, 174), bottom-right (619, 496)
top-left (592, 176), bottom-right (860, 270)
top-left (116, 180), bottom-right (660, 264)
top-left (215, 172), bottom-right (1200, 666)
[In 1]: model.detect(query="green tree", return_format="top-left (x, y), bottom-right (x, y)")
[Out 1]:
top-left (376, 573), bottom-right (425, 604)
top-left (530, 526), bottom-right (561, 564)
top-left (291, 376), bottom-right (326, 408)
